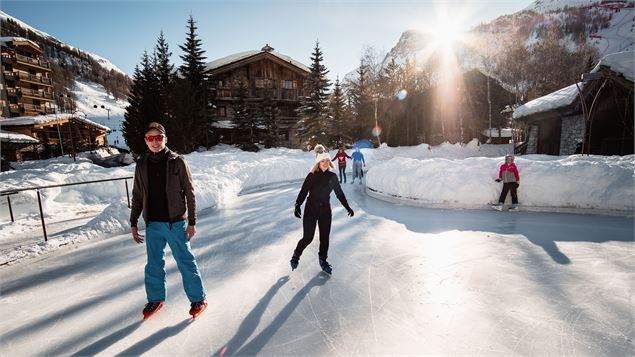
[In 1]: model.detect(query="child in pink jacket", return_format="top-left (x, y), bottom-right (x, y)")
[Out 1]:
top-left (493, 154), bottom-right (520, 211)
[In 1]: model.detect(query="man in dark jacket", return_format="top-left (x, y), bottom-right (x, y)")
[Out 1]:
top-left (130, 122), bottom-right (207, 319)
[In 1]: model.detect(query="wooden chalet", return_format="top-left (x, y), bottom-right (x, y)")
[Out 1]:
top-left (513, 51), bottom-right (633, 156)
top-left (0, 37), bottom-right (55, 118)
top-left (206, 44), bottom-right (309, 147)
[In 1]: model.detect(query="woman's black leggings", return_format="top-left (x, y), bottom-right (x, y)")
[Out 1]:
top-left (294, 204), bottom-right (332, 261)
top-left (338, 165), bottom-right (346, 183)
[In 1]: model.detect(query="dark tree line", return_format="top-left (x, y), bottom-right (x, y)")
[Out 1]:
top-left (123, 16), bottom-right (211, 154)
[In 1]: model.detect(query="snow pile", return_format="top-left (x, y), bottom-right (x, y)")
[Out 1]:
top-left (370, 139), bottom-right (513, 163)
top-left (367, 154), bottom-right (634, 212)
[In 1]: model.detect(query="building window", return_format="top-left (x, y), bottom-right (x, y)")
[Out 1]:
top-left (255, 79), bottom-right (264, 88)
top-left (218, 106), bottom-right (227, 117)
top-left (218, 80), bottom-right (224, 88)
top-left (283, 80), bottom-right (295, 89)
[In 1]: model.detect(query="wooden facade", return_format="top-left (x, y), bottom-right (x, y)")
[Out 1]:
top-left (0, 37), bottom-right (55, 118)
top-left (206, 45), bottom-right (309, 147)
top-left (1, 115), bottom-right (109, 161)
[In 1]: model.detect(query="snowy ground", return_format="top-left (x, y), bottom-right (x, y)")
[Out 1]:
top-left (0, 182), bottom-right (633, 356)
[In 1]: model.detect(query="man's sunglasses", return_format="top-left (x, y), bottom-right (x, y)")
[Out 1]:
top-left (145, 134), bottom-right (165, 142)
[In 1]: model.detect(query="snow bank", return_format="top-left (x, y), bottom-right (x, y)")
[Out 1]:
top-left (367, 154), bottom-right (634, 212)
top-left (0, 145), bottom-right (315, 264)
top-left (369, 139), bottom-right (512, 163)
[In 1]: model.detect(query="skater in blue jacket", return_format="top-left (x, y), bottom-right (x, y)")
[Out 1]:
top-left (351, 148), bottom-right (366, 184)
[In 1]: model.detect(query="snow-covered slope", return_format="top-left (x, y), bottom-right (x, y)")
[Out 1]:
top-left (525, 0), bottom-right (598, 12)
top-left (0, 10), bottom-right (127, 76)
top-left (70, 80), bottom-right (128, 148)
top-left (374, 1), bottom-right (634, 79)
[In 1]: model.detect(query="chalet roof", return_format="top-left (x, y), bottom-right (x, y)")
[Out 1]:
top-left (513, 83), bottom-right (581, 120)
top-left (591, 50), bottom-right (634, 82)
top-left (205, 46), bottom-right (310, 74)
top-left (513, 51), bottom-right (634, 121)
top-left (0, 36), bottom-right (42, 52)
top-left (0, 113), bottom-right (110, 131)
top-left (0, 129), bottom-right (38, 144)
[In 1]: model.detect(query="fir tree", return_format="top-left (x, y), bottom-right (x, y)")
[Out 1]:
top-left (175, 15), bottom-right (209, 151)
top-left (262, 90), bottom-right (281, 148)
top-left (348, 60), bottom-right (373, 140)
top-left (154, 30), bottom-right (174, 115)
top-left (122, 51), bottom-right (161, 154)
top-left (328, 76), bottom-right (350, 146)
top-left (297, 41), bottom-right (331, 147)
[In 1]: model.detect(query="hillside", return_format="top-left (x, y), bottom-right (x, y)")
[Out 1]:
top-left (0, 10), bottom-right (131, 102)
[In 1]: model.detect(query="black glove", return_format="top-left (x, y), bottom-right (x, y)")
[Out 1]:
top-left (346, 207), bottom-right (354, 217)
top-left (495, 178), bottom-right (502, 182)
top-left (294, 204), bottom-right (302, 218)
top-left (515, 182), bottom-right (520, 188)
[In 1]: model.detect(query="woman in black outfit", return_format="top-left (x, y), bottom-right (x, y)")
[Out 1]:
top-left (291, 149), bottom-right (354, 274)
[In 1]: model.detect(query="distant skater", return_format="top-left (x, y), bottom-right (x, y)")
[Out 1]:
top-left (493, 154), bottom-right (520, 211)
top-left (351, 148), bottom-right (366, 184)
top-left (290, 145), bottom-right (354, 274)
top-left (332, 148), bottom-right (352, 183)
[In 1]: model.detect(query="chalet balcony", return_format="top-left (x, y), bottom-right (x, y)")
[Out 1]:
top-left (14, 72), bottom-right (53, 86)
top-left (16, 87), bottom-right (54, 101)
top-left (14, 53), bottom-right (52, 70)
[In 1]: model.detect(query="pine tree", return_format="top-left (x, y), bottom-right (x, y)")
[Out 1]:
top-left (122, 51), bottom-right (161, 154)
top-left (175, 15), bottom-right (209, 151)
top-left (262, 90), bottom-right (281, 148)
top-left (328, 76), bottom-right (350, 146)
top-left (297, 41), bottom-right (331, 148)
top-left (348, 60), bottom-right (373, 140)
top-left (155, 30), bottom-right (174, 114)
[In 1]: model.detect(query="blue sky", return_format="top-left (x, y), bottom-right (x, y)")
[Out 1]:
top-left (1, 0), bottom-right (529, 79)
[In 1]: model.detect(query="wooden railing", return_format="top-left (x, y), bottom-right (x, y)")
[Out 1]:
top-left (14, 53), bottom-right (51, 70)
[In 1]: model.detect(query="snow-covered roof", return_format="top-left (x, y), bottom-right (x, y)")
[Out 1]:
top-left (0, 113), bottom-right (111, 131)
top-left (513, 51), bottom-right (634, 120)
top-left (591, 50), bottom-right (634, 82)
top-left (482, 128), bottom-right (513, 138)
top-left (206, 49), bottom-right (310, 73)
top-left (0, 129), bottom-right (38, 144)
top-left (513, 83), bottom-right (582, 120)
top-left (0, 36), bottom-right (40, 49)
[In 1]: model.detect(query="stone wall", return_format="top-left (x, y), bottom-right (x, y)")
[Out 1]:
top-left (559, 114), bottom-right (585, 155)
top-left (526, 124), bottom-right (539, 154)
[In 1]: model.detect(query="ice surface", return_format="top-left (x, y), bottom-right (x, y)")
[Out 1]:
top-left (0, 183), bottom-right (632, 356)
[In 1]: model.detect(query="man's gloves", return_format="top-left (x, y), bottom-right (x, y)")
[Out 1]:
top-left (294, 204), bottom-right (302, 218)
